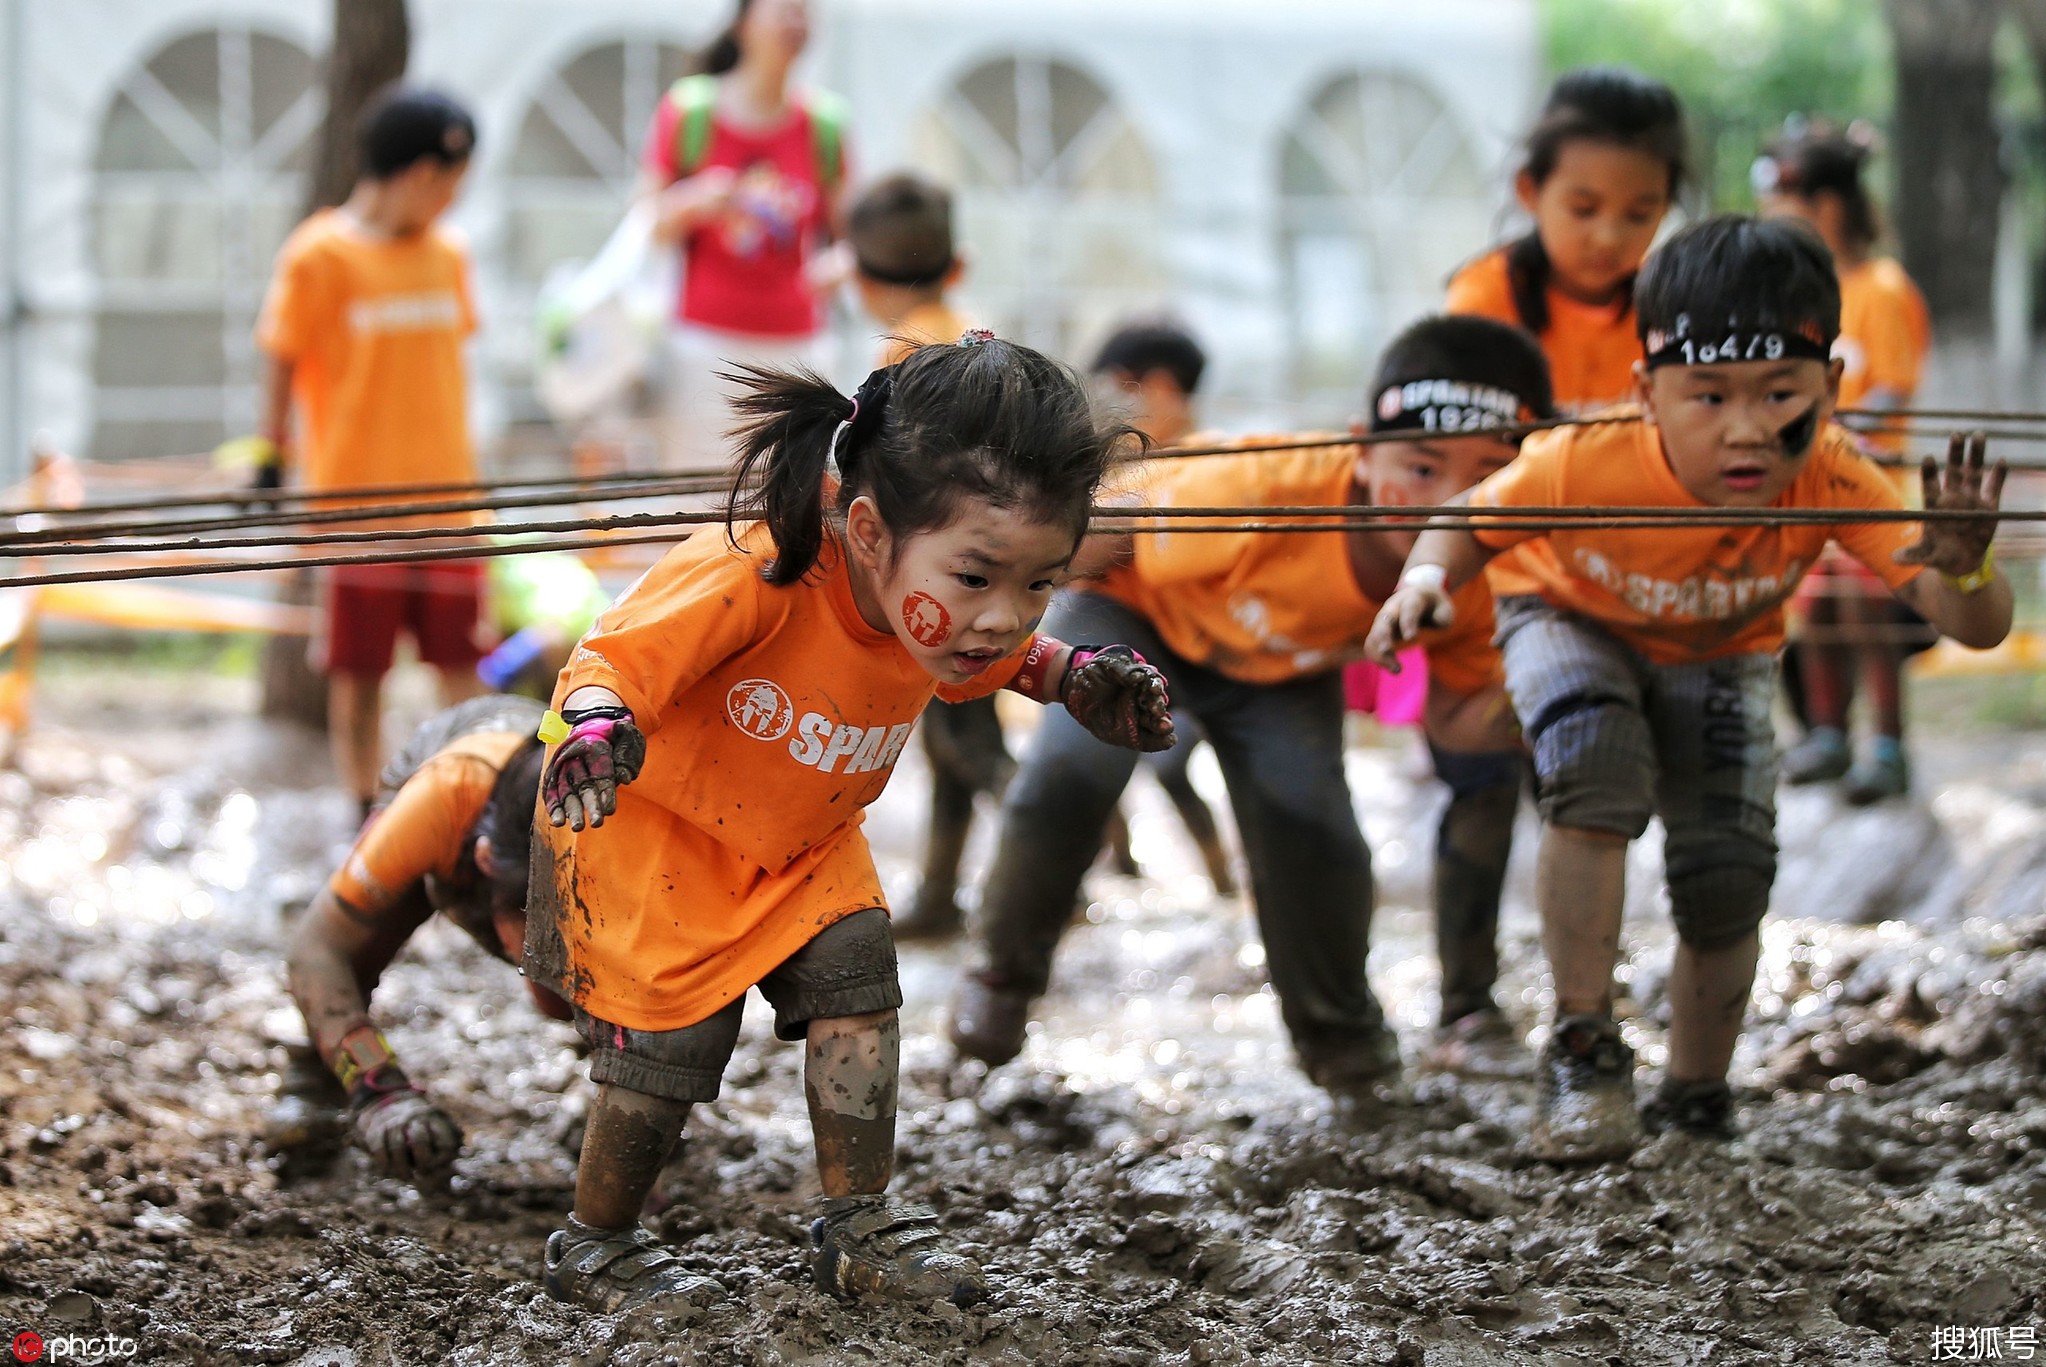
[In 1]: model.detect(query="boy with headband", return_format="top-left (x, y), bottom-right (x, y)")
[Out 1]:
top-left (1369, 217), bottom-right (2010, 1160)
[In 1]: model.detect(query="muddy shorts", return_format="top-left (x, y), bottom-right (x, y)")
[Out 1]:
top-left (573, 907), bottom-right (901, 1103)
top-left (1497, 596), bottom-right (1779, 947)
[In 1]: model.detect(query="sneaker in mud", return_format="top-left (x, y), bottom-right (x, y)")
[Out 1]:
top-left (1641, 1078), bottom-right (1737, 1141)
top-left (1842, 748), bottom-right (1909, 806)
top-left (1419, 1008), bottom-right (1533, 1081)
top-left (1302, 1025), bottom-right (1410, 1108)
top-left (1530, 1014), bottom-right (1640, 1163)
top-left (1781, 728), bottom-right (1850, 785)
top-left (948, 974), bottom-right (1032, 1066)
top-left (810, 1196), bottom-right (987, 1308)
top-left (262, 1044), bottom-right (349, 1174)
top-left (543, 1217), bottom-right (721, 1316)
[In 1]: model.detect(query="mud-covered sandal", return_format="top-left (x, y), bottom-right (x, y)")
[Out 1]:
top-left (810, 1197), bottom-right (987, 1308)
top-left (544, 1217), bottom-right (720, 1315)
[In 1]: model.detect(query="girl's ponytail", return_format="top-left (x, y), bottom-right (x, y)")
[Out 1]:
top-left (1504, 231), bottom-right (1553, 335)
top-left (724, 365), bottom-right (854, 586)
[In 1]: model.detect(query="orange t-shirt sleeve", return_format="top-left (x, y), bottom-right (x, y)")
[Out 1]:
top-left (328, 763), bottom-right (470, 913)
top-left (558, 544), bottom-right (766, 731)
top-left (455, 247), bottom-right (481, 338)
top-left (1816, 439), bottom-right (1925, 592)
top-left (1466, 439), bottom-right (1563, 550)
top-left (258, 236), bottom-right (325, 362)
top-left (1445, 253), bottom-right (1515, 324)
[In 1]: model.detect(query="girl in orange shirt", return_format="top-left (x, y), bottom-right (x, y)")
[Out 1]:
top-left (1759, 120), bottom-right (1935, 803)
top-left (527, 335), bottom-right (1173, 1315)
top-left (1447, 67), bottom-right (1687, 414)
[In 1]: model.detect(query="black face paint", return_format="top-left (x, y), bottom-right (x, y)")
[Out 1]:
top-left (1777, 403), bottom-right (1820, 458)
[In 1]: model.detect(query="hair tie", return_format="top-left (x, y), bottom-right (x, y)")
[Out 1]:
top-left (958, 328), bottom-right (996, 347)
top-left (831, 366), bottom-right (895, 479)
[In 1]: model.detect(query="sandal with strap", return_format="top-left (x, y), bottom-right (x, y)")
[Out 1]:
top-left (810, 1197), bottom-right (987, 1308)
top-left (544, 1217), bottom-right (721, 1316)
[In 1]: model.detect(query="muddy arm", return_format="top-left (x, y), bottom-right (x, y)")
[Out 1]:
top-left (286, 885), bottom-right (435, 1065)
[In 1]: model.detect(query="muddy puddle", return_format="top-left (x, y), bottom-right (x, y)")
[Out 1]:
top-left (2, 676), bottom-right (2043, 1365)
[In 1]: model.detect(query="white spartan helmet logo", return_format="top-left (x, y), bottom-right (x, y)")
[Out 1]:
top-left (726, 679), bottom-right (794, 740)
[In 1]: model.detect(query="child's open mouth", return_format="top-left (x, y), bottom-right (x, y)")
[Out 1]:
top-left (953, 647), bottom-right (999, 676)
top-left (1722, 464), bottom-right (1767, 492)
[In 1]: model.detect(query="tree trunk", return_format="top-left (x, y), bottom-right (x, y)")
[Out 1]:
top-left (1882, 0), bottom-right (2007, 338)
top-left (305, 0), bottom-right (410, 214)
top-left (263, 0), bottom-right (409, 726)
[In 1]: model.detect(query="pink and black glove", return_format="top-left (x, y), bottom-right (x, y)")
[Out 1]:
top-left (1061, 645), bottom-right (1176, 753)
top-left (332, 1025), bottom-right (462, 1180)
top-left (541, 705), bottom-right (647, 831)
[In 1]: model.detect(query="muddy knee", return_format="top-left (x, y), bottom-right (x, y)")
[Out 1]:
top-left (1665, 843), bottom-right (1774, 949)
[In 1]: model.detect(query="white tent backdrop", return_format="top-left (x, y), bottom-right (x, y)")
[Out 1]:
top-left (1, 0), bottom-right (1537, 475)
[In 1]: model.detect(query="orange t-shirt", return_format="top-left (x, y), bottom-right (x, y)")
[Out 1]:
top-left (534, 523), bottom-right (1028, 1030)
top-left (879, 301), bottom-right (972, 365)
top-left (1446, 247), bottom-right (1640, 416)
top-left (331, 729), bottom-right (525, 922)
top-left (1094, 440), bottom-right (1501, 694)
top-left (1470, 417), bottom-right (1923, 663)
top-left (258, 210), bottom-right (478, 524)
top-left (1836, 257), bottom-right (1931, 471)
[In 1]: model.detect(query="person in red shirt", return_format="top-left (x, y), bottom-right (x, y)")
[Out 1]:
top-left (640, 0), bottom-right (851, 469)
top-left (1371, 217), bottom-right (2009, 1162)
top-left (1446, 68), bottom-right (1686, 416)
top-left (526, 335), bottom-right (1173, 1315)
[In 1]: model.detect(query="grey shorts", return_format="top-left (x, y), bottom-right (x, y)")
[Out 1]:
top-left (574, 907), bottom-right (902, 1103)
top-left (1496, 595), bottom-right (1778, 850)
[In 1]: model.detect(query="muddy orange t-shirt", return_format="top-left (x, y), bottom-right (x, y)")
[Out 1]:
top-left (258, 210), bottom-right (478, 525)
top-left (879, 301), bottom-right (971, 365)
top-left (532, 523), bottom-right (1027, 1030)
top-left (1470, 418), bottom-right (1923, 663)
top-left (1447, 248), bottom-right (1640, 416)
top-left (1096, 440), bottom-right (1500, 694)
top-left (331, 730), bottom-right (524, 917)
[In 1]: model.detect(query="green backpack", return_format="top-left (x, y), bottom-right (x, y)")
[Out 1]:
top-left (667, 73), bottom-right (847, 189)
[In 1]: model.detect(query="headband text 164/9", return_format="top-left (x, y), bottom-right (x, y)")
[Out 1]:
top-left (1644, 314), bottom-right (1833, 371)
top-left (1372, 378), bottom-right (1526, 436)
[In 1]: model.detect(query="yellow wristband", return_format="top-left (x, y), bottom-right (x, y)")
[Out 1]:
top-left (1945, 546), bottom-right (1996, 595)
top-left (536, 710), bottom-right (571, 745)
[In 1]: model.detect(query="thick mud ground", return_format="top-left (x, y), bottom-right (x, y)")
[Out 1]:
top-left (2, 669), bottom-right (2044, 1365)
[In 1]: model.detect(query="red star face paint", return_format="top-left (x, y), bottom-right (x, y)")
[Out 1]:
top-left (901, 591), bottom-right (953, 648)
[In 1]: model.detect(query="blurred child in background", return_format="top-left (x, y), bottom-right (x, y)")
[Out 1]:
top-left (1759, 121), bottom-right (1935, 803)
top-left (1448, 67), bottom-right (1686, 415)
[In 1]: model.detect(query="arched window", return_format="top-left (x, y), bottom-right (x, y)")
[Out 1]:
top-left (90, 27), bottom-right (317, 459)
top-left (1278, 72), bottom-right (1490, 408)
top-left (913, 55), bottom-right (1162, 357)
top-left (504, 38), bottom-right (692, 290)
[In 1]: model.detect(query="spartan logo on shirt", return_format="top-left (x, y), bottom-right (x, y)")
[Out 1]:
top-left (726, 679), bottom-right (795, 740)
top-left (347, 290), bottom-right (463, 335)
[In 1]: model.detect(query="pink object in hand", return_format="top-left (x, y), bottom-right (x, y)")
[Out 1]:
top-left (1343, 651), bottom-right (1428, 726)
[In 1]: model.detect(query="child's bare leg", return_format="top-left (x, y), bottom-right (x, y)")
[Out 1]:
top-left (328, 672), bottom-right (383, 812)
top-left (1536, 825), bottom-right (1628, 1016)
top-left (1665, 931), bottom-right (1760, 1083)
top-left (574, 1084), bottom-right (691, 1227)
top-left (805, 1009), bottom-right (898, 1196)
top-left (805, 1007), bottom-right (985, 1306)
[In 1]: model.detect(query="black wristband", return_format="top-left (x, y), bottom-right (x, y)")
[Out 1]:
top-left (561, 704), bottom-right (635, 728)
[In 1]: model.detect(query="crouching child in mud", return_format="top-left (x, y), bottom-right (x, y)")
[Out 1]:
top-left (526, 334), bottom-right (1175, 1314)
top-left (276, 695), bottom-right (568, 1178)
top-left (1368, 216), bottom-right (2011, 1161)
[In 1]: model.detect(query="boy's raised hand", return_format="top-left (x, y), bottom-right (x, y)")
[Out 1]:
top-left (1062, 645), bottom-right (1177, 752)
top-left (1364, 566), bottom-right (1455, 672)
top-left (1896, 432), bottom-right (2006, 578)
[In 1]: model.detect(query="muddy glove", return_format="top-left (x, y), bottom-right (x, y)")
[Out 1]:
top-left (1060, 645), bottom-right (1176, 753)
top-left (539, 705), bottom-right (647, 831)
top-left (332, 1025), bottom-right (462, 1180)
